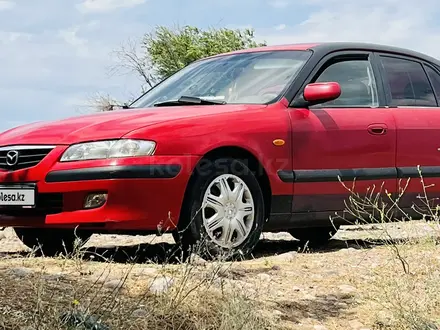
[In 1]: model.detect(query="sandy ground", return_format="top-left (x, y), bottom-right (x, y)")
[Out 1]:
top-left (1, 221), bottom-right (439, 329)
top-left (1, 221), bottom-right (438, 254)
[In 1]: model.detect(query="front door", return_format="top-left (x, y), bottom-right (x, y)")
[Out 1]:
top-left (378, 54), bottom-right (440, 216)
top-left (289, 51), bottom-right (397, 218)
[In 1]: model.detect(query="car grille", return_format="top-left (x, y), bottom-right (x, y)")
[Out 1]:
top-left (0, 192), bottom-right (63, 216)
top-left (0, 146), bottom-right (55, 171)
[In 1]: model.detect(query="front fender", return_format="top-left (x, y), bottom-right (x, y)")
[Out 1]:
top-left (123, 104), bottom-right (293, 195)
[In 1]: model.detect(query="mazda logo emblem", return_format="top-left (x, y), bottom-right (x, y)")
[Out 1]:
top-left (6, 150), bottom-right (19, 166)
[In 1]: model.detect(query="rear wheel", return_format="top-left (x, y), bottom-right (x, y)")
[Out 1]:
top-left (289, 226), bottom-right (339, 247)
top-left (14, 228), bottom-right (91, 257)
top-left (174, 158), bottom-right (265, 260)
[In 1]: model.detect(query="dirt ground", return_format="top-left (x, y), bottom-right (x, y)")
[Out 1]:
top-left (1, 221), bottom-right (439, 329)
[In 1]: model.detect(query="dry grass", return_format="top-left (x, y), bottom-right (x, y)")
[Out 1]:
top-left (366, 241), bottom-right (440, 330)
top-left (3, 228), bottom-right (440, 329)
top-left (3, 172), bottom-right (440, 329)
top-left (333, 170), bottom-right (440, 330)
top-left (0, 251), bottom-right (273, 330)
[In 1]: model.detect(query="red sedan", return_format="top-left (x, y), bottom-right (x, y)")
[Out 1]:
top-left (1, 42), bottom-right (439, 259)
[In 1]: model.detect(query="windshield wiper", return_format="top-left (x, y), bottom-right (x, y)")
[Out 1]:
top-left (154, 95), bottom-right (226, 107)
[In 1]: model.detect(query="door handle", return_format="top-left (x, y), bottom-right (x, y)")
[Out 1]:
top-left (368, 124), bottom-right (387, 135)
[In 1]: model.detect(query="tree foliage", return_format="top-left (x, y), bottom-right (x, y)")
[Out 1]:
top-left (98, 25), bottom-right (265, 111)
top-left (143, 26), bottom-right (266, 80)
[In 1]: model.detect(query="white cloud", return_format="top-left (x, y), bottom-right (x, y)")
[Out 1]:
top-left (0, 31), bottom-right (31, 43)
top-left (4, 0), bottom-right (440, 134)
top-left (0, 12), bottom-right (144, 131)
top-left (268, 0), bottom-right (290, 8)
top-left (58, 26), bottom-right (89, 57)
top-left (258, 0), bottom-right (440, 58)
top-left (77, 0), bottom-right (146, 13)
top-left (274, 24), bottom-right (286, 31)
top-left (0, 1), bottom-right (14, 11)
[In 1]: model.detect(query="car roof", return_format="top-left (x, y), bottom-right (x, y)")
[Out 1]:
top-left (206, 42), bottom-right (440, 66)
top-left (311, 42), bottom-right (440, 65)
top-left (205, 43), bottom-right (319, 58)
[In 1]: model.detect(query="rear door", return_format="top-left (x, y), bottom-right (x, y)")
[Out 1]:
top-left (289, 51), bottom-right (397, 214)
top-left (377, 54), bottom-right (440, 215)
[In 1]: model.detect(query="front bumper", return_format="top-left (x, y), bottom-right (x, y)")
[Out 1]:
top-left (0, 146), bottom-right (200, 231)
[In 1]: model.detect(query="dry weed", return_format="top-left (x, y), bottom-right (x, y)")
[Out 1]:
top-left (0, 239), bottom-right (273, 330)
top-left (336, 167), bottom-right (440, 330)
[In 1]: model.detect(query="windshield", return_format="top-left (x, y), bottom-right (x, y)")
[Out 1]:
top-left (131, 50), bottom-right (312, 108)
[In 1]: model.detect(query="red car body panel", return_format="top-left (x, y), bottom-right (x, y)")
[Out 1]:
top-left (392, 108), bottom-right (440, 209)
top-left (0, 102), bottom-right (293, 231)
top-left (0, 153), bottom-right (199, 231)
top-left (125, 102), bottom-right (293, 197)
top-left (289, 107), bottom-right (397, 212)
top-left (0, 104), bottom-right (265, 145)
top-left (2, 42), bottom-right (440, 233)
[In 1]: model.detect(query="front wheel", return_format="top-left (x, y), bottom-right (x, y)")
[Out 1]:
top-left (174, 158), bottom-right (265, 260)
top-left (14, 228), bottom-right (91, 257)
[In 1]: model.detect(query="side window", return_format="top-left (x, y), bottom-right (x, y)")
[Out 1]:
top-left (314, 59), bottom-right (379, 107)
top-left (380, 56), bottom-right (437, 107)
top-left (425, 65), bottom-right (440, 103)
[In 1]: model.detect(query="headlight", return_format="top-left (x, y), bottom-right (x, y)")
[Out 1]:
top-left (60, 139), bottom-right (156, 162)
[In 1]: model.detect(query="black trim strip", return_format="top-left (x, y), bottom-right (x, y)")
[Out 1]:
top-left (265, 190), bottom-right (440, 232)
top-left (278, 167), bottom-right (397, 183)
top-left (45, 165), bottom-right (181, 183)
top-left (397, 166), bottom-right (440, 178)
top-left (278, 166), bottom-right (440, 183)
top-left (277, 170), bottom-right (295, 183)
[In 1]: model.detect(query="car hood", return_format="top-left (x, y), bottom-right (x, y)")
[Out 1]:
top-left (0, 104), bottom-right (266, 146)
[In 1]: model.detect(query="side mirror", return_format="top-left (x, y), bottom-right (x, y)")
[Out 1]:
top-left (303, 82), bottom-right (341, 104)
top-left (290, 82), bottom-right (341, 107)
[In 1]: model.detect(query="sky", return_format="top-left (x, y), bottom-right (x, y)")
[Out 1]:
top-left (1, 0), bottom-right (440, 132)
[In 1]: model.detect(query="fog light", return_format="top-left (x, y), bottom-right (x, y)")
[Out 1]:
top-left (84, 193), bottom-right (108, 209)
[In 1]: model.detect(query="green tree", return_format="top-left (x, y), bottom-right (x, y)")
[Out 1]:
top-left (144, 25), bottom-right (266, 80)
top-left (97, 25), bottom-right (266, 111)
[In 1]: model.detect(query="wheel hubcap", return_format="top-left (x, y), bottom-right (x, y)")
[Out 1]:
top-left (202, 174), bottom-right (255, 249)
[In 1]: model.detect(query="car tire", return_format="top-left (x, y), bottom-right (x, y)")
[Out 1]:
top-left (174, 157), bottom-right (265, 261)
top-left (289, 226), bottom-right (339, 247)
top-left (14, 228), bottom-right (91, 257)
